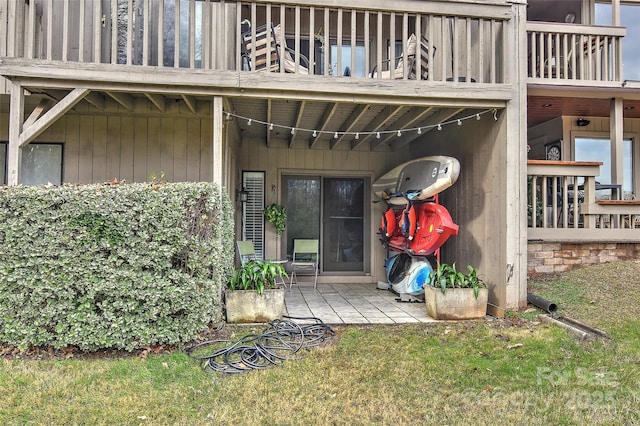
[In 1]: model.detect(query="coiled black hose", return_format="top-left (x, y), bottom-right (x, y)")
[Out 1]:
top-left (187, 316), bottom-right (335, 374)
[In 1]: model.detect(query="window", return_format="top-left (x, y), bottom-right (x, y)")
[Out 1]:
top-left (574, 137), bottom-right (633, 194)
top-left (595, 2), bottom-right (640, 80)
top-left (0, 143), bottom-right (62, 186)
top-left (242, 171), bottom-right (265, 259)
top-left (329, 43), bottom-right (366, 76)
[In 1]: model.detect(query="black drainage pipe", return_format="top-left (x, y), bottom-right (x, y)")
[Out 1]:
top-left (527, 293), bottom-right (558, 314)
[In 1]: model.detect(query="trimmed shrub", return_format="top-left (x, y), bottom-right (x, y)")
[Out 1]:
top-left (0, 182), bottom-right (234, 351)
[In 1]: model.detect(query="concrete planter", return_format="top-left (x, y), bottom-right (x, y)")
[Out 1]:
top-left (425, 286), bottom-right (488, 320)
top-left (224, 288), bottom-right (285, 323)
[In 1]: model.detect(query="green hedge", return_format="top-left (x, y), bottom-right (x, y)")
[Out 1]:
top-left (0, 182), bottom-right (234, 351)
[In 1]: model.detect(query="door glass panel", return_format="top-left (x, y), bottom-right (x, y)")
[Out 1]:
top-left (284, 176), bottom-right (320, 258)
top-left (574, 137), bottom-right (633, 194)
top-left (323, 178), bottom-right (364, 272)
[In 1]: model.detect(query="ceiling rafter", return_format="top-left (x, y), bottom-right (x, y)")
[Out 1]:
top-left (352, 105), bottom-right (405, 150)
top-left (145, 93), bottom-right (166, 112)
top-left (392, 107), bottom-right (465, 149)
top-left (310, 102), bottom-right (340, 149)
top-left (266, 99), bottom-right (274, 147)
top-left (289, 100), bottom-right (307, 147)
top-left (181, 94), bottom-right (197, 114)
top-left (370, 106), bottom-right (435, 150)
top-left (331, 104), bottom-right (370, 150)
top-left (106, 91), bottom-right (134, 111)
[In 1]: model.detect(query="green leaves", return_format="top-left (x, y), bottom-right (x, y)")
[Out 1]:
top-left (264, 204), bottom-right (287, 235)
top-left (230, 259), bottom-right (288, 295)
top-left (0, 182), bottom-right (234, 351)
top-left (428, 262), bottom-right (487, 298)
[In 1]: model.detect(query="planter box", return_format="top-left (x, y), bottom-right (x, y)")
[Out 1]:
top-left (425, 286), bottom-right (488, 320)
top-left (224, 288), bottom-right (285, 323)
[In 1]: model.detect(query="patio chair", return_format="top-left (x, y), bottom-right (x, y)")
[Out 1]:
top-left (236, 240), bottom-right (257, 265)
top-left (370, 34), bottom-right (434, 80)
top-left (241, 23), bottom-right (310, 74)
top-left (289, 239), bottom-right (319, 289)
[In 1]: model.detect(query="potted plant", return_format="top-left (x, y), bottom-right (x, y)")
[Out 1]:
top-left (424, 262), bottom-right (488, 320)
top-left (264, 204), bottom-right (287, 235)
top-left (225, 259), bottom-right (288, 323)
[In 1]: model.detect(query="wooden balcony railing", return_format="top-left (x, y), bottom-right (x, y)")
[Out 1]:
top-left (527, 161), bottom-right (640, 242)
top-left (527, 22), bottom-right (626, 84)
top-left (6, 0), bottom-right (509, 84)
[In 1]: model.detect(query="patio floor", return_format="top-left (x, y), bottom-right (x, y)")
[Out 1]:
top-left (284, 282), bottom-right (434, 324)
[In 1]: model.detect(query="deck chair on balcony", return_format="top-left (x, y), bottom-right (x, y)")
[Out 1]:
top-left (289, 239), bottom-right (319, 289)
top-left (241, 23), bottom-right (309, 74)
top-left (236, 240), bottom-right (257, 265)
top-left (370, 34), bottom-right (434, 80)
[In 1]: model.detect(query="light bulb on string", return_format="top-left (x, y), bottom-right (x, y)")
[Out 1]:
top-left (476, 114), bottom-right (481, 120)
top-left (417, 128), bottom-right (422, 135)
top-left (376, 132), bottom-right (381, 139)
top-left (313, 130), bottom-right (317, 137)
top-left (269, 123), bottom-right (274, 131)
top-left (397, 130), bottom-right (402, 137)
top-left (247, 119), bottom-right (252, 126)
top-left (457, 119), bottom-right (462, 126)
top-left (290, 128), bottom-right (295, 135)
top-left (334, 132), bottom-right (339, 139)
top-left (355, 133), bottom-right (360, 140)
top-left (437, 124), bottom-right (442, 131)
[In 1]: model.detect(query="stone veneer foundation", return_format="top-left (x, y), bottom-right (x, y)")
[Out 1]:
top-left (527, 242), bottom-right (640, 276)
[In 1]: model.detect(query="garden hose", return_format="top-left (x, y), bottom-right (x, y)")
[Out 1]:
top-left (187, 316), bottom-right (335, 374)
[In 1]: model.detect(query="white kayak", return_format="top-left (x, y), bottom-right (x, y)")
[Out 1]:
top-left (373, 155), bottom-right (460, 205)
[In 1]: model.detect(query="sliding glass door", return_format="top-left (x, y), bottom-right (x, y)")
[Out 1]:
top-left (283, 175), bottom-right (369, 274)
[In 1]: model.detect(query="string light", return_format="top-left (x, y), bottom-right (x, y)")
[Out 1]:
top-left (224, 108), bottom-right (499, 140)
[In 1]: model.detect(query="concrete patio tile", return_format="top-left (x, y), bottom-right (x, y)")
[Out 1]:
top-left (284, 284), bottom-right (438, 325)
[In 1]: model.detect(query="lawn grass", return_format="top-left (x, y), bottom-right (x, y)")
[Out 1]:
top-left (2, 261), bottom-right (640, 425)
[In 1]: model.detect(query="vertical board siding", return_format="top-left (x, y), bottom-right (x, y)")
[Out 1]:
top-left (0, 112), bottom-right (215, 184)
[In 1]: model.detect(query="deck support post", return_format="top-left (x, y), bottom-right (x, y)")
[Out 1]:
top-left (7, 81), bottom-right (25, 186)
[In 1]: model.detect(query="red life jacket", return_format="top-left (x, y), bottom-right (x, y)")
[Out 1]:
top-left (379, 207), bottom-right (397, 238)
top-left (399, 204), bottom-right (417, 240)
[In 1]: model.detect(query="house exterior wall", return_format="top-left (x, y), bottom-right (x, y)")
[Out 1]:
top-left (0, 98), bottom-right (222, 185)
top-left (236, 135), bottom-right (403, 284)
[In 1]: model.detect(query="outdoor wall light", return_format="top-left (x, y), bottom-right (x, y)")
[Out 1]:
top-left (576, 118), bottom-right (591, 127)
top-left (237, 188), bottom-right (249, 203)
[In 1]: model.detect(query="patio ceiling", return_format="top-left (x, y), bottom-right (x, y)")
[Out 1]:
top-left (6, 90), bottom-right (484, 152)
top-left (226, 96), bottom-right (485, 151)
top-left (528, 95), bottom-right (640, 128)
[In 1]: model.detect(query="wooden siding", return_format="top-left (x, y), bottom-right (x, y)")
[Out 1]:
top-left (0, 100), bottom-right (215, 184)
